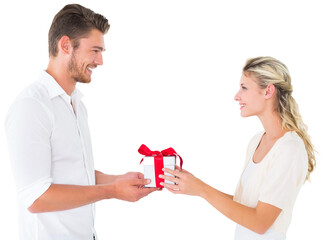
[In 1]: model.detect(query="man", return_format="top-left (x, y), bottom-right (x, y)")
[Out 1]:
top-left (5, 4), bottom-right (156, 240)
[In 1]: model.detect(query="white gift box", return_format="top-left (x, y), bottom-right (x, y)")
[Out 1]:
top-left (143, 156), bottom-right (176, 187)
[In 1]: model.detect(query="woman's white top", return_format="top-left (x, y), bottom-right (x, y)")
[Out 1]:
top-left (233, 131), bottom-right (308, 239)
top-left (241, 159), bottom-right (257, 187)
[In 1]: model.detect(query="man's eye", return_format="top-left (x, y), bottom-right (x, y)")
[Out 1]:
top-left (93, 50), bottom-right (99, 53)
top-left (242, 87), bottom-right (247, 90)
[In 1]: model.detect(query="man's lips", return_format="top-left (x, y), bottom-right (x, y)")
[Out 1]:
top-left (86, 65), bottom-right (97, 75)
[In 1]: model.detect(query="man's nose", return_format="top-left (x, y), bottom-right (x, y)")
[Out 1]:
top-left (94, 53), bottom-right (103, 66)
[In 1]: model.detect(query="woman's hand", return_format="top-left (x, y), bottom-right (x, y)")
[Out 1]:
top-left (159, 166), bottom-right (206, 196)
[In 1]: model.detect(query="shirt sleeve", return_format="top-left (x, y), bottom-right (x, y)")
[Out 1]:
top-left (5, 97), bottom-right (53, 209)
top-left (258, 139), bottom-right (307, 210)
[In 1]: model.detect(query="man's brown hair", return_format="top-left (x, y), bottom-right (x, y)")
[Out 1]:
top-left (48, 4), bottom-right (110, 57)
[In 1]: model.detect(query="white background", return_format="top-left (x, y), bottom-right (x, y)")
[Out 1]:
top-left (1, 0), bottom-right (326, 239)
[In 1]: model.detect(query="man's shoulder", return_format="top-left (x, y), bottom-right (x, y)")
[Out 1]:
top-left (7, 78), bottom-right (53, 122)
top-left (15, 80), bottom-right (50, 103)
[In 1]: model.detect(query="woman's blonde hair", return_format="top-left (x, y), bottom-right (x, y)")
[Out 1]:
top-left (243, 56), bottom-right (316, 181)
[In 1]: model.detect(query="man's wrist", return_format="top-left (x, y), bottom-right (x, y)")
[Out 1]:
top-left (95, 171), bottom-right (118, 185)
top-left (98, 182), bottom-right (116, 200)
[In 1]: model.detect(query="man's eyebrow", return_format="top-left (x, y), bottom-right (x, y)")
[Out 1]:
top-left (92, 46), bottom-right (106, 51)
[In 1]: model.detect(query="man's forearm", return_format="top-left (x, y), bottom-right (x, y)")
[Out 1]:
top-left (28, 174), bottom-right (155, 213)
top-left (95, 170), bottom-right (118, 184)
top-left (28, 183), bottom-right (112, 213)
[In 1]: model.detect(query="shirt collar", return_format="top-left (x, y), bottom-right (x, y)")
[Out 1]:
top-left (38, 70), bottom-right (84, 102)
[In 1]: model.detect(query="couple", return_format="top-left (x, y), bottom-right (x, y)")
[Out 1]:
top-left (5, 4), bottom-right (315, 240)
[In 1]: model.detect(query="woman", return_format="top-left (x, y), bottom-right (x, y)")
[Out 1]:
top-left (159, 56), bottom-right (316, 239)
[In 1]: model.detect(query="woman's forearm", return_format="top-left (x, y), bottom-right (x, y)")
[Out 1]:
top-left (200, 183), bottom-right (276, 234)
top-left (161, 167), bottom-right (281, 234)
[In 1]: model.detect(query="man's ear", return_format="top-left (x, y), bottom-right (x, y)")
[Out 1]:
top-left (264, 84), bottom-right (276, 99)
top-left (58, 36), bottom-right (72, 55)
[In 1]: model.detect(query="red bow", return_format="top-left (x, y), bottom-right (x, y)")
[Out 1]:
top-left (138, 144), bottom-right (183, 187)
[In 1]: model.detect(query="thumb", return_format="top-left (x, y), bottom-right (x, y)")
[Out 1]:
top-left (136, 172), bottom-right (144, 179)
top-left (130, 178), bottom-right (151, 186)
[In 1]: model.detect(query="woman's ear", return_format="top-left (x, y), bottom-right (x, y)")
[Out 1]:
top-left (264, 84), bottom-right (276, 99)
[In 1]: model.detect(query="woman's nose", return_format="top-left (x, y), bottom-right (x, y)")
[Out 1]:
top-left (234, 89), bottom-right (241, 101)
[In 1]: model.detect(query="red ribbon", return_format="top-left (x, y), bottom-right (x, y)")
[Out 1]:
top-left (138, 144), bottom-right (183, 188)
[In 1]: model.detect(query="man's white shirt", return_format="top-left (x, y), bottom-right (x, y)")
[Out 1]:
top-left (5, 71), bottom-right (97, 240)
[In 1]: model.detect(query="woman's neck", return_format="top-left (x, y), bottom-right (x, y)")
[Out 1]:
top-left (258, 111), bottom-right (287, 140)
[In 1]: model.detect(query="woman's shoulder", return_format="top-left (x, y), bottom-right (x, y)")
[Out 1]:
top-left (278, 131), bottom-right (306, 150)
top-left (271, 131), bottom-right (308, 165)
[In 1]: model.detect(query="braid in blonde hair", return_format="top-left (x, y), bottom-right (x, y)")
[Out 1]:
top-left (243, 56), bottom-right (316, 181)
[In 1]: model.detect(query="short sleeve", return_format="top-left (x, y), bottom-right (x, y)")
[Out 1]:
top-left (5, 98), bottom-right (53, 208)
top-left (258, 139), bottom-right (307, 210)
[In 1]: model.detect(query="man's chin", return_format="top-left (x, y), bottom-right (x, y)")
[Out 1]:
top-left (74, 77), bottom-right (92, 84)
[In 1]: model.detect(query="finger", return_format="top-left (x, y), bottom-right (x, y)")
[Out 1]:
top-left (158, 174), bottom-right (180, 184)
top-left (160, 181), bottom-right (180, 191)
top-left (141, 186), bottom-right (161, 191)
top-left (139, 187), bottom-right (157, 197)
top-left (162, 168), bottom-right (183, 178)
top-left (131, 178), bottom-right (151, 186)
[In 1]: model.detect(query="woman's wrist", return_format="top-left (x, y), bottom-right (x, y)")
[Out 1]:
top-left (198, 181), bottom-right (211, 199)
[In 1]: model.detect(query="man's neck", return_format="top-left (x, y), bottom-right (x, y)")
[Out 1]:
top-left (46, 59), bottom-right (76, 96)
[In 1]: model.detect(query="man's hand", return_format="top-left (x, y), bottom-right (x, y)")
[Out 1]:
top-left (115, 172), bottom-right (145, 181)
top-left (97, 171), bottom-right (159, 202)
top-left (108, 177), bottom-right (157, 202)
top-left (95, 171), bottom-right (145, 184)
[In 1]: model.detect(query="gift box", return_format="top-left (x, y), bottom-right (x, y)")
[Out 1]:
top-left (138, 144), bottom-right (183, 188)
top-left (142, 156), bottom-right (176, 187)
